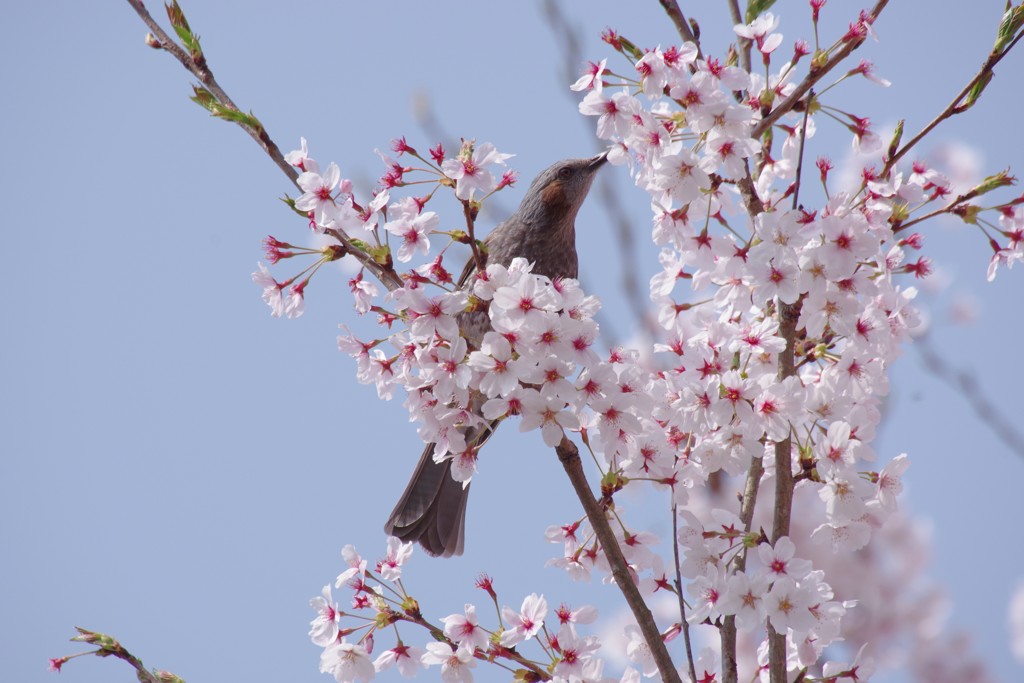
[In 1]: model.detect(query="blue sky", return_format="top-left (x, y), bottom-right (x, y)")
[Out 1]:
top-left (2, 2), bottom-right (1022, 682)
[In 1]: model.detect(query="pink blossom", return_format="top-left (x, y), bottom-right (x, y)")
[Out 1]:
top-left (499, 593), bottom-right (548, 646)
top-left (319, 640), bottom-right (374, 683)
top-left (308, 584), bottom-right (340, 647)
top-left (295, 162), bottom-right (342, 228)
top-left (252, 262), bottom-right (285, 317)
top-left (373, 643), bottom-right (424, 678)
top-left (378, 537), bottom-right (413, 581)
top-left (441, 141), bottom-right (513, 201)
top-left (765, 578), bottom-right (816, 633)
top-left (441, 604), bottom-right (489, 650)
top-left (335, 545), bottom-right (367, 589)
top-left (758, 537), bottom-right (813, 581)
top-left (420, 642), bottom-right (475, 682)
top-left (876, 453), bottom-right (909, 512)
top-left (570, 59), bottom-right (606, 92)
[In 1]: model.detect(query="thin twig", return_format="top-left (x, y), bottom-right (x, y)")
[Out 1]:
top-left (461, 201), bottom-right (487, 273)
top-left (125, 0), bottom-right (297, 183)
top-left (791, 90), bottom-right (814, 211)
top-left (734, 100), bottom-right (808, 680)
top-left (750, 0), bottom-right (890, 141)
top-left (399, 611), bottom-right (552, 679)
top-left (124, 0), bottom-right (403, 291)
top-left (767, 302), bottom-right (798, 683)
top-left (766, 103), bottom-right (816, 682)
top-left (672, 506), bottom-right (698, 683)
top-left (894, 199), bottom-right (967, 234)
top-left (727, 0), bottom-right (752, 75)
top-left (65, 628), bottom-right (172, 683)
top-left (882, 29), bottom-right (1024, 176)
top-left (720, 454), bottom-right (764, 683)
top-left (658, 0), bottom-right (703, 59)
top-left (555, 437), bottom-right (682, 683)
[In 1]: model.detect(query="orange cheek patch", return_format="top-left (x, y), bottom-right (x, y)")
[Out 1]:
top-left (541, 180), bottom-right (567, 208)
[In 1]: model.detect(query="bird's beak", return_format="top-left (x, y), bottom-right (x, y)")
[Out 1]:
top-left (588, 151), bottom-right (608, 171)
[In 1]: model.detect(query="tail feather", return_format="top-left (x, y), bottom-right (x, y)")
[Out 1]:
top-left (385, 442), bottom-right (470, 557)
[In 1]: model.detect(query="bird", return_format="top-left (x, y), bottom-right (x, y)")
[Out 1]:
top-left (384, 153), bottom-right (608, 557)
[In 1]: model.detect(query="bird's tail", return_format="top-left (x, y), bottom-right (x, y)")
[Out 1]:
top-left (384, 442), bottom-right (470, 557)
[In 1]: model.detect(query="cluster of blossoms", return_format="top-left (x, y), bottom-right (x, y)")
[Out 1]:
top-left (252, 5), bottom-right (1022, 682)
top-left (312, 538), bottom-right (618, 683)
top-left (343, 257), bottom-right (608, 480)
top-left (252, 136), bottom-right (517, 320)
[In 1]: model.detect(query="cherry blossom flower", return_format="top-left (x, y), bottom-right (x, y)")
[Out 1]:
top-left (285, 136), bottom-right (319, 173)
top-left (384, 198), bottom-right (437, 262)
top-left (467, 333), bottom-right (517, 397)
top-left (441, 604), bottom-right (489, 650)
top-left (377, 537), bottom-right (413, 581)
top-left (421, 642), bottom-right (476, 683)
top-left (441, 141), bottom-right (513, 201)
top-left (876, 453), bottom-right (910, 512)
top-left (295, 162), bottom-right (342, 228)
top-left (570, 59), bottom-right (606, 92)
top-left (335, 545), bottom-right (367, 589)
top-left (720, 571), bottom-right (770, 630)
top-left (348, 271), bottom-right (379, 315)
top-left (399, 289), bottom-right (467, 342)
top-left (373, 643), bottom-right (424, 678)
top-left (319, 640), bottom-right (375, 683)
top-left (811, 520), bottom-right (871, 552)
top-left (309, 584), bottom-right (340, 647)
top-left (821, 643), bottom-right (876, 682)
top-left (551, 625), bottom-right (601, 680)
top-left (758, 537), bottom-right (813, 581)
top-left (252, 262), bottom-right (285, 317)
top-left (578, 89), bottom-right (638, 140)
top-left (687, 569), bottom-right (727, 624)
top-left (518, 391), bottom-right (579, 447)
top-left (734, 12), bottom-right (783, 56)
top-left (819, 468), bottom-right (873, 524)
top-left (491, 275), bottom-right (559, 330)
top-left (284, 282), bottom-right (306, 319)
top-left (499, 593), bottom-right (548, 646)
top-left (765, 578), bottom-right (816, 633)
top-left (623, 623), bottom-right (658, 677)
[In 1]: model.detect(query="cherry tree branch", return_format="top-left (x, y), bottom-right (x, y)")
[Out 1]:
top-left (882, 27), bottom-right (1024, 176)
top-left (763, 80), bottom-right (816, 683)
top-left (124, 0), bottom-right (403, 291)
top-left (57, 628), bottom-right (181, 683)
top-left (397, 609), bottom-right (552, 680)
top-left (460, 201), bottom-right (488, 275)
top-left (720, 454), bottom-right (764, 683)
top-left (657, 0), bottom-right (703, 59)
top-left (555, 436), bottom-right (682, 683)
top-left (749, 0), bottom-right (890, 141)
top-left (124, 0), bottom-right (296, 183)
top-left (672, 507), bottom-right (699, 683)
top-left (727, 0), bottom-right (752, 75)
top-left (766, 301), bottom-right (799, 683)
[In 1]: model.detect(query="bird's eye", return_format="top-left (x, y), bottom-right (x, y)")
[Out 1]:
top-left (557, 166), bottom-right (573, 179)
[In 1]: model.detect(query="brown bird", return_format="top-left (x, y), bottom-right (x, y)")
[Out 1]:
top-left (384, 153), bottom-right (607, 557)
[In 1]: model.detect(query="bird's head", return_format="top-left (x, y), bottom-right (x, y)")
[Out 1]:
top-left (516, 153), bottom-right (607, 228)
